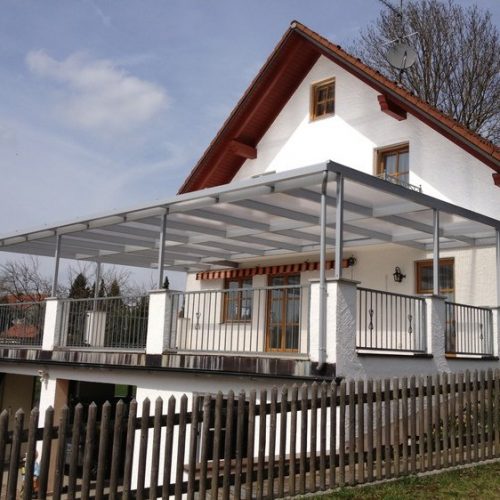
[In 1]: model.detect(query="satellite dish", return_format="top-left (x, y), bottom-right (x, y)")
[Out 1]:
top-left (386, 43), bottom-right (417, 70)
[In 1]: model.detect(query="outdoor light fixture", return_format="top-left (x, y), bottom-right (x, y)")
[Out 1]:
top-left (346, 256), bottom-right (357, 267)
top-left (393, 266), bottom-right (406, 283)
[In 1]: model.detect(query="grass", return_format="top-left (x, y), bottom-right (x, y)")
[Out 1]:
top-left (320, 461), bottom-right (500, 499)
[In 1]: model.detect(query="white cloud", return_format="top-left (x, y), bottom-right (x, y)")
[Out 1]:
top-left (26, 50), bottom-right (168, 134)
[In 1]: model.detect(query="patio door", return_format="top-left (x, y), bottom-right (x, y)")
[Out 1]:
top-left (266, 274), bottom-right (301, 352)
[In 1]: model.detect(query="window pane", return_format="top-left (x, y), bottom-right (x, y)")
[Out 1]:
top-left (399, 151), bottom-right (409, 173)
top-left (383, 153), bottom-right (398, 175)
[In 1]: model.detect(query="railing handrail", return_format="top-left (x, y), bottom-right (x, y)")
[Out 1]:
top-left (172, 284), bottom-right (307, 295)
top-left (0, 301), bottom-right (46, 307)
top-left (357, 286), bottom-right (425, 302)
top-left (58, 294), bottom-right (149, 304)
top-left (445, 301), bottom-right (493, 312)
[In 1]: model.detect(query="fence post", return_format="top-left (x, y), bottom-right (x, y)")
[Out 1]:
top-left (424, 295), bottom-right (446, 367)
top-left (146, 289), bottom-right (173, 354)
top-left (42, 297), bottom-right (64, 350)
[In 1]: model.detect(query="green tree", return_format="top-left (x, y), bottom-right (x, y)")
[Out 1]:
top-left (69, 273), bottom-right (91, 299)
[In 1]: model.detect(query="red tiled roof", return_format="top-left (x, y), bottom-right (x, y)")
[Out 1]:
top-left (179, 21), bottom-right (499, 194)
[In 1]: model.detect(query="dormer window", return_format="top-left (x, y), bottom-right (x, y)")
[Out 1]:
top-left (377, 144), bottom-right (409, 183)
top-left (311, 78), bottom-right (335, 120)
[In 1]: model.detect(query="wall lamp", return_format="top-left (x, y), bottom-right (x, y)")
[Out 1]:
top-left (393, 266), bottom-right (406, 283)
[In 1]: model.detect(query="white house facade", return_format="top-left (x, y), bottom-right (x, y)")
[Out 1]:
top-left (0, 23), bottom-right (499, 482)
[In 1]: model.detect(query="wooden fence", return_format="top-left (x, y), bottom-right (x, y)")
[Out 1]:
top-left (2, 368), bottom-right (500, 499)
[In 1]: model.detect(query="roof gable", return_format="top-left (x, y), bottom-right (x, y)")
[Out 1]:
top-left (179, 21), bottom-right (500, 194)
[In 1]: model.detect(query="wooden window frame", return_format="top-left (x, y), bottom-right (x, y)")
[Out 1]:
top-left (222, 277), bottom-right (253, 323)
top-left (376, 143), bottom-right (410, 179)
top-left (310, 78), bottom-right (335, 121)
top-left (415, 258), bottom-right (455, 295)
top-left (266, 273), bottom-right (301, 352)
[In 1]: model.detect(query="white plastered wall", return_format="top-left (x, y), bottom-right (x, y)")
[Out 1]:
top-left (233, 56), bottom-right (500, 219)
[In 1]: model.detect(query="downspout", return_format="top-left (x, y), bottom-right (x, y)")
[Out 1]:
top-left (318, 170), bottom-right (329, 370)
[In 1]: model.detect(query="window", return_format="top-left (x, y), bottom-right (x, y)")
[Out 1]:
top-left (416, 258), bottom-right (454, 299)
top-left (223, 278), bottom-right (252, 322)
top-left (377, 144), bottom-right (409, 184)
top-left (311, 78), bottom-right (335, 120)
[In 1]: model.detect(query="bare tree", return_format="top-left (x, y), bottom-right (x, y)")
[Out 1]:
top-left (0, 257), bottom-right (52, 301)
top-left (352, 0), bottom-right (500, 144)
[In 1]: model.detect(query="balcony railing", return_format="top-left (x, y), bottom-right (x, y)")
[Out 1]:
top-left (376, 172), bottom-right (422, 192)
top-left (0, 301), bottom-right (45, 347)
top-left (56, 295), bottom-right (149, 350)
top-left (167, 284), bottom-right (309, 357)
top-left (445, 302), bottom-right (493, 356)
top-left (357, 288), bottom-right (427, 353)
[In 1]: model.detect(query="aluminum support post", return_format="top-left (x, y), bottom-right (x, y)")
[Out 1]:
top-left (432, 209), bottom-right (440, 296)
top-left (157, 210), bottom-right (168, 289)
top-left (51, 235), bottom-right (61, 297)
top-left (334, 173), bottom-right (344, 280)
top-left (318, 171), bottom-right (328, 367)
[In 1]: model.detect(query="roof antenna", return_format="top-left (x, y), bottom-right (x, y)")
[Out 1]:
top-left (378, 0), bottom-right (418, 82)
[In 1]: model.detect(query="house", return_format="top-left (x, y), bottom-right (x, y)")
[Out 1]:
top-left (0, 21), bottom-right (498, 477)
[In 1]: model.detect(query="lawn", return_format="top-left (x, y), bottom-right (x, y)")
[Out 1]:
top-left (322, 461), bottom-right (500, 499)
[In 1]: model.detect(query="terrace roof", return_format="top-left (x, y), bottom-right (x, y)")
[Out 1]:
top-left (0, 162), bottom-right (498, 273)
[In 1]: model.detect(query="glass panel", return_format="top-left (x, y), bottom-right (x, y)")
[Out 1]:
top-left (286, 300), bottom-right (300, 323)
top-left (383, 153), bottom-right (397, 175)
top-left (439, 264), bottom-right (454, 290)
top-left (398, 151), bottom-right (409, 173)
top-left (270, 326), bottom-right (281, 349)
top-left (285, 325), bottom-right (299, 350)
top-left (287, 275), bottom-right (300, 286)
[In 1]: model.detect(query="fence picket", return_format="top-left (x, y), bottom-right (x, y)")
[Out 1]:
top-left (418, 377), bottom-right (425, 472)
top-left (81, 402), bottom-right (97, 500)
top-left (457, 372), bottom-right (465, 465)
top-left (366, 379), bottom-right (374, 483)
top-left (357, 380), bottom-right (365, 483)
top-left (7, 409), bottom-right (23, 500)
top-left (234, 390), bottom-right (246, 500)
top-left (487, 370), bottom-right (494, 459)
top-left (187, 395), bottom-right (201, 500)
top-left (495, 369), bottom-right (500, 455)
top-left (449, 373), bottom-right (457, 467)
top-left (289, 385), bottom-right (298, 496)
top-left (123, 399), bottom-right (138, 500)
top-left (257, 389), bottom-right (267, 500)
top-left (299, 384), bottom-right (308, 494)
top-left (472, 371), bottom-right (479, 463)
top-left (175, 395), bottom-right (188, 500)
top-left (383, 379), bottom-right (391, 479)
top-left (278, 386), bottom-right (288, 498)
top-left (393, 378), bottom-right (400, 478)
top-left (66, 403), bottom-right (83, 500)
top-left (375, 380), bottom-right (382, 481)
top-left (329, 381), bottom-right (337, 489)
top-left (338, 380), bottom-right (346, 487)
top-left (426, 375), bottom-right (433, 470)
top-left (38, 406), bottom-right (54, 500)
top-left (136, 398), bottom-right (150, 500)
top-left (319, 381), bottom-right (327, 490)
top-left (109, 399), bottom-right (125, 500)
top-left (434, 374), bottom-right (441, 470)
top-left (246, 389), bottom-right (257, 500)
top-left (149, 398), bottom-right (163, 500)
top-left (465, 371), bottom-right (472, 464)
top-left (211, 392), bottom-right (224, 500)
top-left (348, 379), bottom-right (356, 485)
top-left (479, 370), bottom-right (486, 461)
top-left (22, 407), bottom-right (39, 500)
top-left (222, 391), bottom-right (235, 500)
top-left (96, 401), bottom-right (112, 500)
top-left (401, 377), bottom-right (409, 475)
top-left (268, 387), bottom-right (278, 499)
top-left (162, 396), bottom-right (176, 500)
top-left (53, 405), bottom-right (69, 500)
top-left (199, 394), bottom-right (212, 500)
top-left (310, 382), bottom-right (318, 492)
top-left (442, 372), bottom-right (449, 469)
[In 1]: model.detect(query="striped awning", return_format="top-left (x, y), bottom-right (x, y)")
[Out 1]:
top-left (196, 258), bottom-right (352, 280)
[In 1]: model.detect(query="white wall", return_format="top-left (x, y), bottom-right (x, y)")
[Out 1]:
top-left (233, 56), bottom-right (500, 219)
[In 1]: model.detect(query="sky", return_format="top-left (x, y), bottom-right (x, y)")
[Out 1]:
top-left (0, 0), bottom-right (498, 290)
